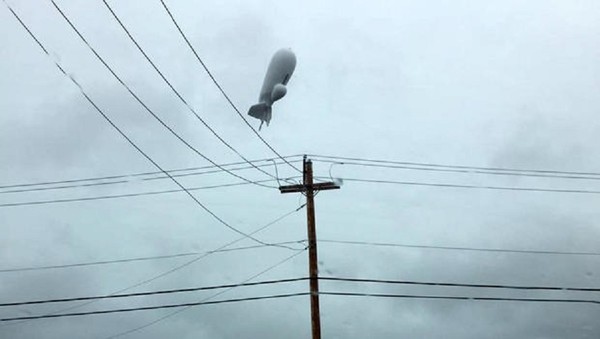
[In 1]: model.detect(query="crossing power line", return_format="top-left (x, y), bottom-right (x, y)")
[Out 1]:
top-left (157, 0), bottom-right (302, 174)
top-left (319, 291), bottom-right (600, 306)
top-left (102, 247), bottom-right (308, 339)
top-left (4, 235), bottom-right (595, 275)
top-left (318, 239), bottom-right (600, 257)
top-left (3, 288), bottom-right (599, 322)
top-left (336, 177), bottom-right (600, 195)
top-left (100, 0), bottom-right (290, 184)
top-left (0, 277), bottom-right (309, 307)
top-left (0, 158), bottom-right (302, 195)
top-left (0, 179), bottom-right (289, 208)
top-left (0, 156), bottom-right (302, 191)
top-left (49, 0), bottom-right (273, 189)
top-left (4, 173), bottom-right (597, 209)
top-left (5, 152), bottom-right (600, 203)
top-left (3, 276), bottom-right (598, 308)
top-left (0, 241), bottom-right (305, 274)
top-left (313, 158), bottom-right (600, 181)
top-left (0, 204), bottom-right (306, 328)
top-left (310, 154), bottom-right (600, 179)
top-left (318, 277), bottom-right (600, 292)
top-left (5, 0), bottom-right (277, 248)
top-left (0, 292), bottom-right (310, 322)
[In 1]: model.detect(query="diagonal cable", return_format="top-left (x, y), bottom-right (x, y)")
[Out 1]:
top-left (49, 0), bottom-right (273, 189)
top-left (101, 0), bottom-right (291, 184)
top-left (157, 0), bottom-right (302, 174)
top-left (104, 247), bottom-right (307, 338)
top-left (0, 203), bottom-right (305, 327)
top-left (3, 0), bottom-right (285, 260)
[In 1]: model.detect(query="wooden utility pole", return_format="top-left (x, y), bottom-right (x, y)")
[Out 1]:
top-left (279, 156), bottom-right (340, 339)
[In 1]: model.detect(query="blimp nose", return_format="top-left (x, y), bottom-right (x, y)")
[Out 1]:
top-left (273, 48), bottom-right (296, 62)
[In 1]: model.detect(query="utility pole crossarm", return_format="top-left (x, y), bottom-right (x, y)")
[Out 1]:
top-left (279, 182), bottom-right (340, 194)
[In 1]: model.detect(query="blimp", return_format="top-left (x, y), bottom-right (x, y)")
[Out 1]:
top-left (248, 49), bottom-right (296, 130)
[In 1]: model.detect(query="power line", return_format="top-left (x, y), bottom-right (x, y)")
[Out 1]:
top-left (8, 173), bottom-right (596, 209)
top-left (0, 154), bottom-right (301, 193)
top-left (100, 0), bottom-right (289, 184)
top-left (0, 241), bottom-right (304, 273)
top-left (0, 164), bottom-right (277, 194)
top-left (0, 204), bottom-right (306, 328)
top-left (0, 158), bottom-right (300, 194)
top-left (6, 1), bottom-right (274, 248)
top-left (6, 233), bottom-right (594, 274)
top-left (0, 292), bottom-right (310, 322)
top-left (337, 177), bottom-right (600, 195)
top-left (313, 158), bottom-right (600, 181)
top-left (2, 288), bottom-right (598, 322)
top-left (320, 291), bottom-right (600, 305)
top-left (49, 0), bottom-right (273, 189)
top-left (310, 154), bottom-right (600, 178)
top-left (0, 178), bottom-right (293, 208)
top-left (319, 239), bottom-right (600, 257)
top-left (319, 277), bottom-right (600, 292)
top-left (7, 151), bottom-right (599, 196)
top-left (0, 277), bottom-right (308, 307)
top-left (103, 247), bottom-right (308, 339)
top-left (157, 0), bottom-right (302, 175)
top-left (5, 275), bottom-right (598, 308)
top-left (4, 236), bottom-right (591, 274)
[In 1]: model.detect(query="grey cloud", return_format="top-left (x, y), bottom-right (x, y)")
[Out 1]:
top-left (2, 0), bottom-right (600, 338)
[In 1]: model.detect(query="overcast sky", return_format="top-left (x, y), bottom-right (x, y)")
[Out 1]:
top-left (1, 0), bottom-right (600, 338)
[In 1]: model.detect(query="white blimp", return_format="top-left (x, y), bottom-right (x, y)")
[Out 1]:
top-left (248, 49), bottom-right (296, 130)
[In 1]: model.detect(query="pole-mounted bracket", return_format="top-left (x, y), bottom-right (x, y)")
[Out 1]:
top-left (279, 182), bottom-right (340, 194)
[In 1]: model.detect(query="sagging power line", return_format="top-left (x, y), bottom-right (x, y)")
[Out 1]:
top-left (4, 235), bottom-right (596, 274)
top-left (319, 291), bottom-right (600, 306)
top-left (337, 177), bottom-right (600, 195)
top-left (0, 240), bottom-right (305, 274)
top-left (5, 0), bottom-right (276, 248)
top-left (50, 0), bottom-right (274, 189)
top-left (318, 277), bottom-right (600, 292)
top-left (102, 247), bottom-right (308, 339)
top-left (0, 278), bottom-right (309, 307)
top-left (6, 152), bottom-right (600, 204)
top-left (310, 154), bottom-right (600, 179)
top-left (319, 239), bottom-right (600, 257)
top-left (100, 0), bottom-right (291, 184)
top-left (3, 288), bottom-right (599, 322)
top-left (0, 204), bottom-right (306, 329)
top-left (4, 276), bottom-right (598, 308)
top-left (0, 292), bottom-right (310, 322)
top-left (0, 179), bottom-right (280, 208)
top-left (157, 0), bottom-right (302, 174)
top-left (0, 158), bottom-right (302, 195)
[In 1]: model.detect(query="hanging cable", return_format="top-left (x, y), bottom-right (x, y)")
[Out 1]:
top-left (101, 0), bottom-right (292, 184)
top-left (49, 0), bottom-right (273, 189)
top-left (0, 240), bottom-right (305, 274)
top-left (157, 0), bottom-right (302, 174)
top-left (310, 154), bottom-right (600, 180)
top-left (0, 204), bottom-right (306, 328)
top-left (0, 158), bottom-right (302, 195)
top-left (103, 248), bottom-right (308, 339)
top-left (4, 0), bottom-right (290, 261)
top-left (333, 177), bottom-right (600, 195)
top-left (320, 291), bottom-right (600, 305)
top-left (319, 239), bottom-right (600, 257)
top-left (0, 293), bottom-right (310, 322)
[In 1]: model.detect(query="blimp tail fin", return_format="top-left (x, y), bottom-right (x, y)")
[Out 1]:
top-left (248, 103), bottom-right (272, 130)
